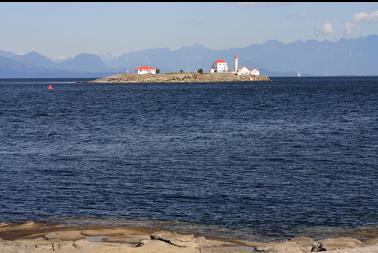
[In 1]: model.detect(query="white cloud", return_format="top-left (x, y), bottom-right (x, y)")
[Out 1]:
top-left (345, 22), bottom-right (354, 35)
top-left (352, 10), bottom-right (378, 22)
top-left (345, 10), bottom-right (378, 35)
top-left (314, 22), bottom-right (334, 37)
top-left (322, 22), bottom-right (334, 35)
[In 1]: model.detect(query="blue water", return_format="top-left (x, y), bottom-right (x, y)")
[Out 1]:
top-left (0, 77), bottom-right (377, 240)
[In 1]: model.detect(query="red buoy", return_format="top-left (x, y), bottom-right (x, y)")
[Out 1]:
top-left (48, 84), bottom-right (54, 91)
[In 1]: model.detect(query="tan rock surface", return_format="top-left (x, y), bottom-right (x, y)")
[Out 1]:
top-left (289, 236), bottom-right (315, 251)
top-left (150, 231), bottom-right (196, 247)
top-left (42, 231), bottom-right (85, 241)
top-left (320, 237), bottom-right (363, 250)
top-left (258, 241), bottom-right (305, 253)
top-left (325, 244), bottom-right (378, 253)
top-left (0, 222), bottom-right (378, 253)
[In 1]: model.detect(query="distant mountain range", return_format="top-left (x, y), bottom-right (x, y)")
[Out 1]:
top-left (1, 34), bottom-right (377, 77)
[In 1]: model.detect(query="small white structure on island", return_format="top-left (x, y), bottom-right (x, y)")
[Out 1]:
top-left (232, 53), bottom-right (260, 76)
top-left (210, 59), bottom-right (229, 73)
top-left (135, 65), bottom-right (157, 75)
top-left (234, 53), bottom-right (239, 73)
top-left (250, 68), bottom-right (260, 76)
top-left (237, 66), bottom-right (260, 76)
top-left (237, 67), bottom-right (251, 75)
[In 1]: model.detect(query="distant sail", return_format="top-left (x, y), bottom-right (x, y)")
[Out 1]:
top-left (48, 84), bottom-right (54, 91)
top-left (297, 72), bottom-right (301, 77)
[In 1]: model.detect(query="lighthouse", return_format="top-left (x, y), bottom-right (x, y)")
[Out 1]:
top-left (234, 53), bottom-right (239, 73)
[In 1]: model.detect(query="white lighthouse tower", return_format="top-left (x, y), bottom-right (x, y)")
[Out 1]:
top-left (234, 53), bottom-right (239, 73)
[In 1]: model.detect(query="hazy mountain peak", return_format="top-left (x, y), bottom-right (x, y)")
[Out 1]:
top-left (0, 50), bottom-right (16, 59)
top-left (366, 34), bottom-right (378, 38)
top-left (24, 51), bottom-right (44, 56)
top-left (59, 52), bottom-right (109, 73)
top-left (73, 53), bottom-right (100, 59)
top-left (12, 51), bottom-right (53, 67)
top-left (23, 51), bottom-right (52, 61)
top-left (189, 43), bottom-right (208, 49)
top-left (265, 39), bottom-right (282, 45)
top-left (99, 52), bottom-right (119, 62)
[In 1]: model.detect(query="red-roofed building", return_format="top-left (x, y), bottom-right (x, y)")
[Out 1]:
top-left (210, 59), bottom-right (229, 73)
top-left (135, 65), bottom-right (157, 75)
top-left (214, 59), bottom-right (226, 64)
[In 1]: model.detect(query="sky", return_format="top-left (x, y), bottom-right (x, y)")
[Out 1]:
top-left (0, 2), bottom-right (377, 59)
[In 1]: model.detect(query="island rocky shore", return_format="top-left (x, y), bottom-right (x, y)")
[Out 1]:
top-left (1, 221), bottom-right (378, 253)
top-left (86, 72), bottom-right (271, 84)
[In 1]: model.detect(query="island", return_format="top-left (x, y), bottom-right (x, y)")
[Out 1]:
top-left (87, 72), bottom-right (271, 84)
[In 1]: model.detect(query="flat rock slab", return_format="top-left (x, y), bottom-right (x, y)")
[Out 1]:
top-left (43, 231), bottom-right (85, 241)
top-left (72, 239), bottom-right (91, 248)
top-left (103, 234), bottom-right (151, 245)
top-left (325, 244), bottom-right (378, 253)
top-left (150, 231), bottom-right (197, 247)
top-left (201, 246), bottom-right (258, 253)
top-left (81, 228), bottom-right (148, 237)
top-left (320, 237), bottom-right (363, 250)
top-left (134, 239), bottom-right (199, 253)
top-left (289, 236), bottom-right (317, 252)
top-left (258, 241), bottom-right (305, 253)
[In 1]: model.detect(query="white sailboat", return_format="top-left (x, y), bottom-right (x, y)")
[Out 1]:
top-left (297, 72), bottom-right (301, 77)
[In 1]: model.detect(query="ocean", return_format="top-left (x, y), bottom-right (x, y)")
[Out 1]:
top-left (0, 77), bottom-right (377, 241)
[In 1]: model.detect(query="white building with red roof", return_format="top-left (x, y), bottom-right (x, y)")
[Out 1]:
top-left (135, 65), bottom-right (157, 75)
top-left (210, 59), bottom-right (229, 73)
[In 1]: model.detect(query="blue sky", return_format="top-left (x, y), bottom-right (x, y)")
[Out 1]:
top-left (0, 2), bottom-right (377, 58)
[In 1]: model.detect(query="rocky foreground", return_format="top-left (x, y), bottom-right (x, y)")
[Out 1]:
top-left (1, 221), bottom-right (378, 253)
top-left (87, 72), bottom-right (271, 84)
